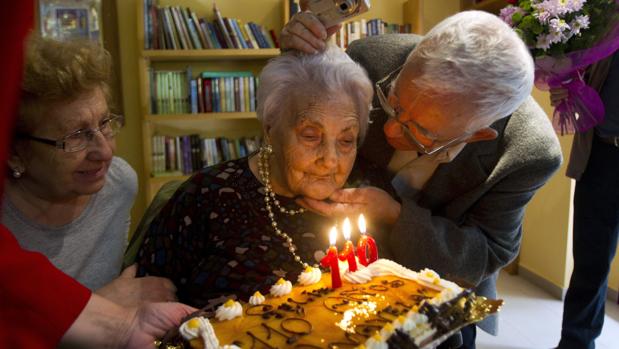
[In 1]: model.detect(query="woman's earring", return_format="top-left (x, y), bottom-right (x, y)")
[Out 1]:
top-left (12, 168), bottom-right (22, 178)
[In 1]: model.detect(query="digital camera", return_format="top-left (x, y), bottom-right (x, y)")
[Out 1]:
top-left (307, 0), bottom-right (371, 28)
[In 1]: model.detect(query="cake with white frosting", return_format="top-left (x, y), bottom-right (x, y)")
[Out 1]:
top-left (161, 259), bottom-right (501, 349)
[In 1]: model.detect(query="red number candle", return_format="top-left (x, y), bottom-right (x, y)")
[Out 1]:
top-left (356, 214), bottom-right (378, 266)
top-left (320, 226), bottom-right (342, 289)
top-left (338, 217), bottom-right (358, 272)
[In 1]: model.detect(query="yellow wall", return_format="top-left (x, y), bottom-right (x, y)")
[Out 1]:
top-left (116, 0), bottom-right (144, 233)
top-left (520, 89), bottom-right (574, 289)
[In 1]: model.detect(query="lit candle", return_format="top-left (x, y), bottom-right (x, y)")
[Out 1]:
top-left (338, 218), bottom-right (358, 272)
top-left (320, 226), bottom-right (342, 289)
top-left (356, 214), bottom-right (378, 266)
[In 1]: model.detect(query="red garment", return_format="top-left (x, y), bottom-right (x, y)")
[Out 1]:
top-left (0, 2), bottom-right (91, 348)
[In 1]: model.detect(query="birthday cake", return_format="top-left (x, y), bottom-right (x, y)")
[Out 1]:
top-left (159, 259), bottom-right (502, 349)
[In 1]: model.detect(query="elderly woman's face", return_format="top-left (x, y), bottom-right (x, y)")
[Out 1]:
top-left (270, 96), bottom-right (359, 200)
top-left (11, 87), bottom-right (115, 200)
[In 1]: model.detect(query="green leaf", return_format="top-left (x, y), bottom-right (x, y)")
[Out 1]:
top-left (512, 12), bottom-right (523, 25)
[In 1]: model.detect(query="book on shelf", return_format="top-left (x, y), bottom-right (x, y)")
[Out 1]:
top-left (332, 19), bottom-right (412, 49)
top-left (150, 68), bottom-right (259, 114)
top-left (143, 0), bottom-right (279, 50)
top-left (151, 134), bottom-right (261, 176)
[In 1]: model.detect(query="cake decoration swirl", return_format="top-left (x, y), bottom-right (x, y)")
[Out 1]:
top-left (248, 291), bottom-right (265, 305)
top-left (270, 278), bottom-right (293, 297)
top-left (215, 299), bottom-right (243, 321)
top-left (297, 266), bottom-right (322, 286)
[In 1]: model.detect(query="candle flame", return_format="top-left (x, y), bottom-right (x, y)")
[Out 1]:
top-left (342, 217), bottom-right (352, 240)
top-left (358, 214), bottom-right (367, 234)
top-left (329, 226), bottom-right (338, 245)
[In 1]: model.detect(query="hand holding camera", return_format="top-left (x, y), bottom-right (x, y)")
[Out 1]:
top-left (280, 0), bottom-right (370, 54)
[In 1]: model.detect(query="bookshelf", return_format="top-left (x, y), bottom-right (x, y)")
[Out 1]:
top-left (137, 0), bottom-right (434, 203)
top-left (137, 0), bottom-right (283, 201)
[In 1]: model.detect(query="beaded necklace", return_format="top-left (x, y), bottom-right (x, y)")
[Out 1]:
top-left (257, 145), bottom-right (319, 268)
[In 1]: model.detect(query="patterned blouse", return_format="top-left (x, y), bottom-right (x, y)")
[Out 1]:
top-left (136, 156), bottom-right (334, 310)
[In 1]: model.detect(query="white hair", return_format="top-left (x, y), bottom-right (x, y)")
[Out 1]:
top-left (402, 10), bottom-right (534, 124)
top-left (257, 44), bottom-right (373, 139)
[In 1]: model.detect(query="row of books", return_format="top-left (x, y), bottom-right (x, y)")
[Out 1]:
top-left (150, 69), bottom-right (259, 115)
top-left (332, 19), bottom-right (413, 49)
top-left (143, 0), bottom-right (279, 50)
top-left (151, 135), bottom-right (261, 175)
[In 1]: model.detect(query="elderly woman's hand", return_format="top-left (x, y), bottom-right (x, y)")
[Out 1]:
top-left (96, 264), bottom-right (177, 307)
top-left (280, 3), bottom-right (341, 54)
top-left (549, 87), bottom-right (569, 107)
top-left (297, 187), bottom-right (401, 225)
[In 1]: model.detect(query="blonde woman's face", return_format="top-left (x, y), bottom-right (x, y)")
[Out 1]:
top-left (269, 96), bottom-right (359, 200)
top-left (12, 87), bottom-right (115, 201)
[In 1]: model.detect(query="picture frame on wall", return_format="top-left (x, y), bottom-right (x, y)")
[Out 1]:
top-left (39, 0), bottom-right (102, 42)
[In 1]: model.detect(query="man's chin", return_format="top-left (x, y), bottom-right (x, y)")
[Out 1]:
top-left (386, 136), bottom-right (416, 151)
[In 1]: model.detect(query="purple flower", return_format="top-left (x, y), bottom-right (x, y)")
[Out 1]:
top-left (569, 14), bottom-right (590, 36)
top-left (500, 6), bottom-right (526, 26)
top-left (567, 0), bottom-right (585, 12)
top-left (536, 33), bottom-right (553, 50)
top-left (549, 17), bottom-right (570, 33)
top-left (535, 10), bottom-right (552, 24)
top-left (532, 0), bottom-right (584, 17)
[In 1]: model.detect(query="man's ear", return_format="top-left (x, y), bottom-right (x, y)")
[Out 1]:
top-left (464, 127), bottom-right (498, 144)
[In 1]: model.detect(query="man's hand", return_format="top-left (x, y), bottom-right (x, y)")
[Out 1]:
top-left (297, 187), bottom-right (401, 225)
top-left (280, 6), bottom-right (341, 54)
top-left (96, 264), bottom-right (177, 307)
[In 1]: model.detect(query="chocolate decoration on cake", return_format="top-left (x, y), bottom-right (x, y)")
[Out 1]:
top-left (280, 318), bottom-right (312, 335)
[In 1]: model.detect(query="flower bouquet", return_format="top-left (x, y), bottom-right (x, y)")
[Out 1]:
top-left (500, 0), bottom-right (619, 134)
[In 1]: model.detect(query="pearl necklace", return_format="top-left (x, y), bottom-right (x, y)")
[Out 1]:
top-left (257, 145), bottom-right (318, 269)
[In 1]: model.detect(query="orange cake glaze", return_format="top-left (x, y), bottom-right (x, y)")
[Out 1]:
top-left (211, 274), bottom-right (438, 348)
top-left (166, 260), bottom-right (502, 349)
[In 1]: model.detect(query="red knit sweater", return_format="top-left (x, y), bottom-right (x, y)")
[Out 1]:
top-left (0, 2), bottom-right (91, 347)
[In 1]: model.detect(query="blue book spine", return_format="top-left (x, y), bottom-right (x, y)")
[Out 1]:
top-left (190, 79), bottom-right (198, 114)
top-left (205, 22), bottom-right (222, 49)
top-left (248, 23), bottom-right (267, 48)
top-left (213, 78), bottom-right (220, 113)
top-left (231, 19), bottom-right (247, 49)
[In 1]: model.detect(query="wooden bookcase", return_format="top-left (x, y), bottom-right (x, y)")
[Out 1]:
top-left (137, 0), bottom-right (427, 203)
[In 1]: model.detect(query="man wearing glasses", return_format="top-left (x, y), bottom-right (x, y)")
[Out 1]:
top-left (285, 8), bottom-right (562, 349)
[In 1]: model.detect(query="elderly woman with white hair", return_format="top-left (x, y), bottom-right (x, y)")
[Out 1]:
top-left (134, 45), bottom-right (373, 308)
top-left (282, 9), bottom-right (562, 347)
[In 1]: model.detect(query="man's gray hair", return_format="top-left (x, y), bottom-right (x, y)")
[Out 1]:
top-left (257, 44), bottom-right (373, 139)
top-left (403, 10), bottom-right (534, 124)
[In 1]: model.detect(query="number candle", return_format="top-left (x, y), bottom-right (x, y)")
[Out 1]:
top-left (338, 217), bottom-right (358, 272)
top-left (356, 214), bottom-right (378, 266)
top-left (320, 226), bottom-right (342, 289)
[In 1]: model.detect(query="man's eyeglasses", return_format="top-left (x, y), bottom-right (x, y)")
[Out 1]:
top-left (374, 66), bottom-right (470, 155)
top-left (18, 113), bottom-right (124, 153)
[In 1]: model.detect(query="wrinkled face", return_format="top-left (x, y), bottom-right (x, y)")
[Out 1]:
top-left (10, 87), bottom-right (115, 201)
top-left (383, 69), bottom-right (475, 152)
top-left (269, 96), bottom-right (360, 200)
